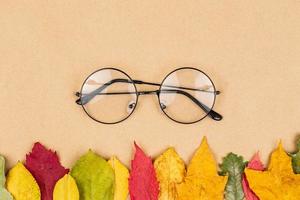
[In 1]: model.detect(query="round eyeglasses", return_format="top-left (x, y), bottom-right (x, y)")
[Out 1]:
top-left (75, 67), bottom-right (222, 124)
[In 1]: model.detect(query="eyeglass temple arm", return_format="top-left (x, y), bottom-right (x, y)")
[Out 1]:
top-left (76, 78), bottom-right (220, 104)
top-left (161, 89), bottom-right (222, 121)
top-left (133, 80), bottom-right (221, 94)
top-left (76, 78), bottom-right (131, 105)
top-left (76, 78), bottom-right (222, 121)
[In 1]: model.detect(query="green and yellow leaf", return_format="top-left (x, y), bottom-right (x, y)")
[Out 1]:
top-left (0, 155), bottom-right (13, 200)
top-left (71, 150), bottom-right (115, 200)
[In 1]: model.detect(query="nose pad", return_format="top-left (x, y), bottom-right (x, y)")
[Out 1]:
top-left (160, 102), bottom-right (167, 110)
top-left (127, 101), bottom-right (136, 113)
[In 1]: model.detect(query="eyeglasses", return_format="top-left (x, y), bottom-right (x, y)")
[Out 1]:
top-left (75, 67), bottom-right (222, 124)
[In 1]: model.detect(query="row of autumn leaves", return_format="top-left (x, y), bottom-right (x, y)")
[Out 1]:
top-left (1, 137), bottom-right (300, 200)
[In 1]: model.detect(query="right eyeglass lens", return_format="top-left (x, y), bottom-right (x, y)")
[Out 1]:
top-left (159, 68), bottom-right (216, 123)
top-left (80, 68), bottom-right (137, 124)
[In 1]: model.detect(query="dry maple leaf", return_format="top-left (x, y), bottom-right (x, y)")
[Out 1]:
top-left (177, 137), bottom-right (228, 200)
top-left (154, 147), bottom-right (186, 200)
top-left (245, 141), bottom-right (300, 200)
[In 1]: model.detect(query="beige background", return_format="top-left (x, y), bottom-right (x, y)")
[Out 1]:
top-left (0, 1), bottom-right (300, 169)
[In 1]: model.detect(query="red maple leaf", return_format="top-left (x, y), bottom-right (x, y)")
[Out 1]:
top-left (242, 152), bottom-right (264, 200)
top-left (129, 142), bottom-right (159, 200)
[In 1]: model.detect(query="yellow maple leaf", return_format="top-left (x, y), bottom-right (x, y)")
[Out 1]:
top-left (108, 156), bottom-right (129, 200)
top-left (177, 137), bottom-right (228, 200)
top-left (6, 162), bottom-right (41, 200)
top-left (154, 147), bottom-right (186, 200)
top-left (245, 141), bottom-right (300, 200)
top-left (53, 174), bottom-right (79, 200)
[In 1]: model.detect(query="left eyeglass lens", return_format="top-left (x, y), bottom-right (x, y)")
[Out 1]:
top-left (80, 69), bottom-right (137, 124)
top-left (159, 68), bottom-right (216, 123)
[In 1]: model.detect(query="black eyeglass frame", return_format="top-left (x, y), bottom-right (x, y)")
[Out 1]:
top-left (75, 67), bottom-right (222, 124)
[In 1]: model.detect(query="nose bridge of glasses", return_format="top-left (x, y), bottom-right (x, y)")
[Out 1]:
top-left (137, 90), bottom-right (159, 96)
top-left (132, 79), bottom-right (161, 96)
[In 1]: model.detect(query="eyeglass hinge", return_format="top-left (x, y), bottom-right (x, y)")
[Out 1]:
top-left (75, 92), bottom-right (81, 97)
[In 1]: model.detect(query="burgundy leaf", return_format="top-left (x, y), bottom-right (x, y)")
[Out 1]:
top-left (25, 142), bottom-right (69, 200)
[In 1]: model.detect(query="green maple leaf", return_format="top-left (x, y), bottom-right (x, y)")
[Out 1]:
top-left (290, 138), bottom-right (300, 174)
top-left (219, 153), bottom-right (246, 200)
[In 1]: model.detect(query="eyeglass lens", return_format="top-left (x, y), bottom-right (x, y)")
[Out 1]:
top-left (80, 69), bottom-right (137, 124)
top-left (159, 68), bottom-right (216, 123)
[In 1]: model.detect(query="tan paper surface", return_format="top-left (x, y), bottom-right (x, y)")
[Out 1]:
top-left (0, 1), bottom-right (300, 168)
